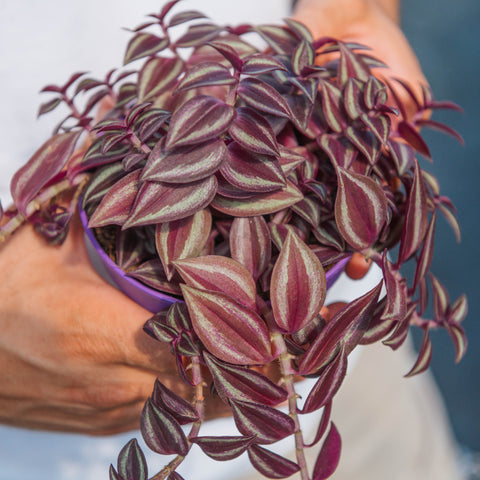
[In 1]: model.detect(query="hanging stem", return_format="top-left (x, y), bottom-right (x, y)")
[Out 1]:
top-left (150, 355), bottom-right (205, 480)
top-left (272, 331), bottom-right (311, 480)
top-left (0, 173), bottom-right (89, 243)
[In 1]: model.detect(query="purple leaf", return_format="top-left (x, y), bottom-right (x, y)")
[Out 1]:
top-left (413, 214), bottom-right (437, 289)
top-left (241, 54), bottom-right (288, 75)
top-left (292, 39), bottom-right (315, 76)
top-left (230, 216), bottom-right (271, 281)
top-left (168, 10), bottom-right (208, 27)
top-left (123, 176), bottom-right (217, 228)
top-left (37, 97), bottom-right (62, 117)
top-left (141, 398), bottom-right (189, 456)
top-left (220, 142), bottom-right (285, 193)
top-left (405, 328), bottom-right (432, 377)
top-left (138, 57), bottom-right (185, 102)
top-left (430, 273), bottom-right (450, 319)
top-left (248, 445), bottom-right (300, 479)
top-left (203, 351), bottom-right (288, 405)
top-left (318, 134), bottom-right (357, 169)
top-left (283, 18), bottom-right (314, 42)
top-left (159, 0), bottom-right (182, 21)
top-left (334, 167), bottom-right (388, 250)
top-left (312, 423), bottom-right (342, 480)
top-left (253, 24), bottom-right (297, 53)
top-left (191, 435), bottom-right (255, 461)
top-left (177, 62), bottom-right (236, 92)
top-left (230, 399), bottom-right (295, 444)
top-left (151, 379), bottom-right (199, 425)
top-left (155, 209), bottom-right (212, 281)
top-left (397, 121), bottom-right (431, 159)
top-left (211, 179), bottom-right (303, 217)
top-left (344, 126), bottom-right (381, 165)
top-left (181, 285), bottom-right (273, 365)
top-left (299, 281), bottom-right (383, 375)
top-left (166, 95), bottom-right (235, 149)
top-left (135, 108), bottom-right (170, 142)
top-left (229, 107), bottom-right (280, 156)
top-left (143, 138), bottom-right (227, 183)
top-left (338, 42), bottom-right (370, 86)
top-left (436, 201), bottom-right (461, 243)
top-left (364, 76), bottom-right (387, 109)
top-left (416, 118), bottom-right (464, 146)
top-left (398, 159), bottom-right (428, 262)
top-left (360, 113), bottom-right (390, 145)
top-left (388, 139), bottom-right (415, 175)
top-left (446, 321), bottom-right (467, 364)
top-left (319, 80), bottom-right (346, 133)
top-left (127, 258), bottom-right (182, 296)
top-left (381, 253), bottom-right (407, 323)
top-left (117, 439), bottom-right (148, 480)
top-left (300, 347), bottom-right (348, 413)
top-left (175, 23), bottom-right (222, 48)
top-left (207, 41), bottom-right (244, 71)
top-left (271, 230), bottom-right (326, 334)
top-left (123, 33), bottom-right (169, 65)
top-left (174, 255), bottom-right (257, 310)
top-left (237, 78), bottom-right (292, 119)
top-left (81, 162), bottom-right (125, 208)
top-left (88, 170), bottom-right (141, 228)
top-left (11, 131), bottom-right (81, 215)
top-left (304, 401), bottom-right (332, 448)
top-left (343, 78), bottom-right (364, 120)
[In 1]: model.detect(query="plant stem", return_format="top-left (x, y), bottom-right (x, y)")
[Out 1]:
top-left (149, 355), bottom-right (205, 480)
top-left (271, 331), bottom-right (311, 480)
top-left (0, 174), bottom-right (89, 243)
top-left (129, 130), bottom-right (152, 154)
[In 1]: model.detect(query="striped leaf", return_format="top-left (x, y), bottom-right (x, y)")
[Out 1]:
top-left (338, 42), bottom-right (370, 86)
top-left (116, 439), bottom-right (148, 480)
top-left (88, 170), bottom-right (141, 228)
top-left (446, 322), bottom-right (467, 364)
top-left (220, 142), bottom-right (285, 193)
top-left (123, 176), bottom-right (217, 228)
top-left (229, 107), bottom-right (280, 156)
top-left (181, 285), bottom-right (273, 365)
top-left (241, 54), bottom-right (288, 75)
top-left (155, 209), bottom-right (212, 281)
top-left (191, 435), bottom-right (255, 461)
top-left (123, 33), bottom-right (169, 65)
top-left (11, 130), bottom-right (81, 215)
top-left (138, 56), bottom-right (185, 102)
top-left (237, 78), bottom-right (292, 119)
top-left (319, 80), bottom-right (346, 133)
top-left (334, 167), bottom-right (388, 250)
top-left (230, 216), bottom-right (272, 281)
top-left (270, 230), bottom-right (326, 334)
top-left (248, 445), bottom-right (300, 479)
top-left (165, 95), bottom-right (235, 149)
top-left (176, 62), bottom-right (236, 92)
top-left (174, 23), bottom-right (222, 48)
top-left (211, 180), bottom-right (303, 217)
top-left (142, 138), bottom-right (227, 183)
top-left (413, 213), bottom-right (437, 289)
top-left (398, 159), bottom-right (428, 262)
top-left (174, 255), bottom-right (257, 310)
top-left (405, 328), bottom-right (432, 377)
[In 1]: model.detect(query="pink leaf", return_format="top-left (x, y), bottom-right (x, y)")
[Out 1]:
top-left (334, 167), bottom-right (388, 250)
top-left (211, 180), bottom-right (303, 217)
top-left (165, 95), bottom-right (235, 149)
top-left (271, 230), bottom-right (326, 334)
top-left (181, 285), bottom-right (273, 365)
top-left (88, 170), bottom-right (141, 228)
top-left (138, 57), bottom-right (185, 102)
top-left (123, 176), bottom-right (217, 228)
top-left (155, 209), bottom-right (212, 281)
top-left (174, 255), bottom-right (257, 310)
top-left (230, 216), bottom-right (272, 281)
top-left (397, 121), bottom-right (431, 158)
top-left (142, 139), bottom-right (227, 183)
top-left (11, 131), bottom-right (81, 215)
top-left (312, 423), bottom-right (342, 480)
top-left (398, 159), bottom-right (428, 262)
top-left (229, 107), bottom-right (280, 156)
top-left (248, 445), bottom-right (300, 479)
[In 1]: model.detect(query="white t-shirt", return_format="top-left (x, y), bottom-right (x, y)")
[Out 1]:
top-left (0, 2), bottom-right (383, 479)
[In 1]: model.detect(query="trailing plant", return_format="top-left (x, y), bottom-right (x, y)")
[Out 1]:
top-left (0, 1), bottom-right (467, 479)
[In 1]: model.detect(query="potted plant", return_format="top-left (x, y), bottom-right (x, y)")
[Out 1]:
top-left (0, 1), bottom-right (467, 479)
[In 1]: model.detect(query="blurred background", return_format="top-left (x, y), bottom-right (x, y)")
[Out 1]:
top-left (402, 0), bottom-right (480, 473)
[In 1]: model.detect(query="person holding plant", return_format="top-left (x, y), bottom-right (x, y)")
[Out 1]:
top-left (0, 0), bottom-right (465, 479)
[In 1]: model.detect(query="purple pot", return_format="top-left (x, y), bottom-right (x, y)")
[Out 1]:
top-left (80, 207), bottom-right (350, 313)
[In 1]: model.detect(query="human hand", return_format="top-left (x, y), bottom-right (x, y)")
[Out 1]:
top-left (292, 0), bottom-right (428, 119)
top-left (0, 214), bottom-right (188, 435)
